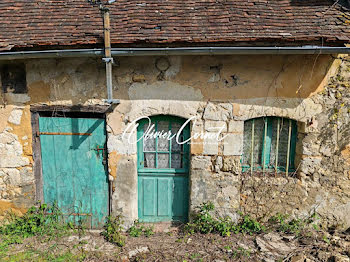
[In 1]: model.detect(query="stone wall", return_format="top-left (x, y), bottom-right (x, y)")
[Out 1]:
top-left (0, 54), bottom-right (349, 228)
top-left (238, 57), bottom-right (350, 229)
top-left (0, 105), bottom-right (35, 217)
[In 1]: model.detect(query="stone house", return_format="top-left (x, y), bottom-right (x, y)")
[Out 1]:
top-left (0, 0), bottom-right (350, 228)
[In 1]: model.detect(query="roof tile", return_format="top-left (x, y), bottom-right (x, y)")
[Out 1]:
top-left (0, 0), bottom-right (349, 50)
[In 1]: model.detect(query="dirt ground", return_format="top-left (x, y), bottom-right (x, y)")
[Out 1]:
top-left (2, 229), bottom-right (350, 262)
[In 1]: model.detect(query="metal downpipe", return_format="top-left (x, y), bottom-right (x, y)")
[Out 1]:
top-left (101, 6), bottom-right (119, 105)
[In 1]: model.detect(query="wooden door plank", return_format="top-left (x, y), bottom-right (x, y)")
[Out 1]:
top-left (172, 177), bottom-right (185, 218)
top-left (157, 178), bottom-right (171, 217)
top-left (39, 116), bottom-right (108, 228)
top-left (72, 118), bottom-right (91, 226)
top-left (88, 118), bottom-right (108, 227)
top-left (142, 177), bottom-right (156, 217)
top-left (39, 125), bottom-right (57, 208)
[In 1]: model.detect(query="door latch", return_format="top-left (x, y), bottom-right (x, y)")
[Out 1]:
top-left (93, 145), bottom-right (107, 165)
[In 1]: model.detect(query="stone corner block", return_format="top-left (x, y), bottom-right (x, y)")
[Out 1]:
top-left (228, 120), bottom-right (244, 133)
top-left (190, 138), bottom-right (204, 155)
top-left (204, 120), bottom-right (227, 133)
top-left (203, 103), bottom-right (232, 121)
top-left (203, 133), bottom-right (219, 155)
top-left (223, 133), bottom-right (243, 156)
top-left (191, 156), bottom-right (212, 170)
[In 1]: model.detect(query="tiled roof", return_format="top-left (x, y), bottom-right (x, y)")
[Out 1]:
top-left (0, 0), bottom-right (349, 50)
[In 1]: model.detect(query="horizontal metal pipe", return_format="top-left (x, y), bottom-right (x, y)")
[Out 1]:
top-left (111, 46), bottom-right (350, 56)
top-left (0, 48), bottom-right (104, 60)
top-left (0, 46), bottom-right (349, 60)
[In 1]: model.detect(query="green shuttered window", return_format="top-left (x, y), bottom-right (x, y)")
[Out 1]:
top-left (242, 117), bottom-right (297, 174)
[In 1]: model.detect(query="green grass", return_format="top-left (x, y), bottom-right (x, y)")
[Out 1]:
top-left (1, 249), bottom-right (86, 262)
top-left (0, 203), bottom-right (88, 262)
top-left (185, 202), bottom-right (265, 236)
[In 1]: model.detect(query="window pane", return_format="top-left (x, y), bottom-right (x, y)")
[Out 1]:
top-left (242, 121), bottom-right (252, 165)
top-left (171, 122), bottom-right (183, 152)
top-left (158, 153), bottom-right (169, 168)
top-left (253, 119), bottom-right (264, 167)
top-left (157, 121), bottom-right (169, 151)
top-left (269, 118), bottom-right (279, 168)
top-left (243, 117), bottom-right (296, 172)
top-left (242, 118), bottom-right (264, 168)
top-left (277, 119), bottom-right (290, 168)
top-left (269, 118), bottom-right (296, 171)
top-left (144, 153), bottom-right (155, 168)
top-left (143, 123), bottom-right (156, 151)
top-left (171, 153), bottom-right (182, 169)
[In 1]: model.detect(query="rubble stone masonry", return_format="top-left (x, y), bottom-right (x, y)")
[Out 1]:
top-left (0, 54), bottom-right (349, 228)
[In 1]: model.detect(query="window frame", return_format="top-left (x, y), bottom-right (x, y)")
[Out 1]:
top-left (137, 115), bottom-right (190, 174)
top-left (242, 117), bottom-right (297, 173)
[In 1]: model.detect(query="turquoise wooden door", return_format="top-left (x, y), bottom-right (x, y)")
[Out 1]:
top-left (39, 117), bottom-right (109, 228)
top-left (137, 116), bottom-right (190, 222)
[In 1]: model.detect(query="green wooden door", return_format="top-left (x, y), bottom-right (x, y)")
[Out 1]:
top-left (39, 117), bottom-right (109, 228)
top-left (137, 116), bottom-right (190, 222)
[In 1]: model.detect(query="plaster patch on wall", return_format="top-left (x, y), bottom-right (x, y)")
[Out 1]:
top-left (124, 100), bottom-right (203, 122)
top-left (0, 200), bottom-right (27, 217)
top-left (0, 130), bottom-right (29, 168)
top-left (106, 111), bottom-right (126, 135)
top-left (112, 155), bottom-right (138, 227)
top-left (128, 81), bottom-right (203, 101)
top-left (4, 94), bottom-right (30, 105)
top-left (26, 59), bottom-right (57, 84)
top-left (165, 56), bottom-right (182, 79)
top-left (107, 133), bottom-right (137, 155)
top-left (26, 58), bottom-right (106, 103)
top-left (8, 108), bottom-right (23, 125)
top-left (0, 106), bottom-right (13, 133)
top-left (108, 151), bottom-right (120, 174)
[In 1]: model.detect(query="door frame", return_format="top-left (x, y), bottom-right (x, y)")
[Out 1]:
top-left (136, 115), bottom-right (191, 222)
top-left (30, 105), bottom-right (110, 210)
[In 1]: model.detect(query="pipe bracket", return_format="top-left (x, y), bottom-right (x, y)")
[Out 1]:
top-left (102, 57), bottom-right (114, 63)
